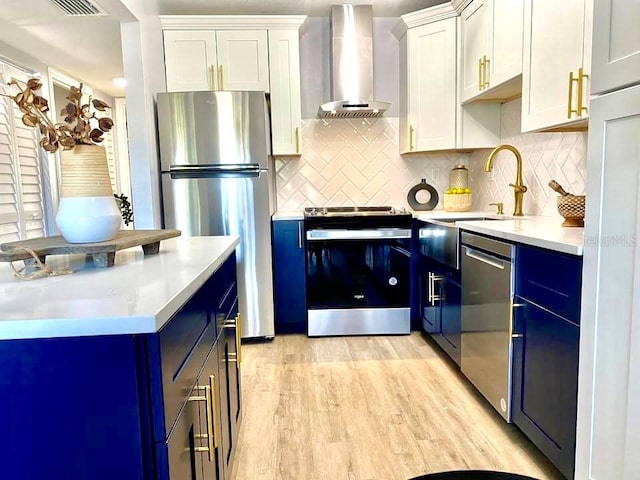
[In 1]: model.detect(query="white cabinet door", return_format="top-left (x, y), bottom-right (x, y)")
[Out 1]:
top-left (268, 30), bottom-right (302, 156)
top-left (164, 31), bottom-right (217, 92)
top-left (460, 0), bottom-right (490, 102)
top-left (489, 0), bottom-right (524, 88)
top-left (407, 18), bottom-right (457, 152)
top-left (215, 30), bottom-right (270, 92)
top-left (522, 0), bottom-right (592, 132)
top-left (591, 0), bottom-right (640, 95)
top-left (576, 83), bottom-right (640, 480)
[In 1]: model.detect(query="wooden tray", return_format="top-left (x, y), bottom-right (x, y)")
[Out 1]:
top-left (0, 229), bottom-right (181, 268)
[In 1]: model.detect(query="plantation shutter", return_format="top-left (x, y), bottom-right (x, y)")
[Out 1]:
top-left (0, 64), bottom-right (46, 243)
top-left (96, 109), bottom-right (117, 194)
top-left (0, 78), bottom-right (20, 242)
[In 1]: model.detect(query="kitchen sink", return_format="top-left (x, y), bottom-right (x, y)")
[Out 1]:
top-left (418, 216), bottom-right (510, 269)
top-left (427, 216), bottom-right (509, 224)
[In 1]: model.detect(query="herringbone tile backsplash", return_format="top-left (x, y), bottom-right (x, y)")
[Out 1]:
top-left (469, 99), bottom-right (588, 216)
top-left (275, 118), bottom-right (467, 211)
top-left (275, 99), bottom-right (587, 216)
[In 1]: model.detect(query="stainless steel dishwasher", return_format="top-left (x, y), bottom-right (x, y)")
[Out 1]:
top-left (461, 231), bottom-right (515, 422)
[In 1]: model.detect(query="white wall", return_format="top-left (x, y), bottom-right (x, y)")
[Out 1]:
top-left (119, 0), bottom-right (166, 229)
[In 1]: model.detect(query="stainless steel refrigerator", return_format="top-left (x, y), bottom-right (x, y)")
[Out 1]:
top-left (157, 91), bottom-right (275, 338)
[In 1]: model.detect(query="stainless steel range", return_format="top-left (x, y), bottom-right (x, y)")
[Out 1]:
top-left (304, 206), bottom-right (412, 336)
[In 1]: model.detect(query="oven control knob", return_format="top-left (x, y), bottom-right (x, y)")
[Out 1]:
top-left (388, 277), bottom-right (398, 286)
top-left (310, 208), bottom-right (317, 215)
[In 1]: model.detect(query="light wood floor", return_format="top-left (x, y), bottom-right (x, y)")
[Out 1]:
top-left (231, 333), bottom-right (564, 480)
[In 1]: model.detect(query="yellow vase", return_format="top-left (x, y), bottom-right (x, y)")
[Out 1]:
top-left (55, 145), bottom-right (121, 243)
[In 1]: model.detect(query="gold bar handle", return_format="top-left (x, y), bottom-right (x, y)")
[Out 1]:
top-left (577, 67), bottom-right (589, 116)
top-left (218, 65), bottom-right (224, 90)
top-left (209, 375), bottom-right (220, 448)
top-left (484, 56), bottom-right (490, 88)
top-left (189, 385), bottom-right (213, 460)
top-left (510, 300), bottom-right (526, 339)
top-left (295, 127), bottom-right (300, 154)
top-left (409, 125), bottom-right (415, 151)
top-left (431, 275), bottom-right (442, 303)
top-left (567, 71), bottom-right (579, 119)
top-left (478, 57), bottom-right (483, 91)
top-left (236, 313), bottom-right (242, 365)
top-left (210, 65), bottom-right (216, 90)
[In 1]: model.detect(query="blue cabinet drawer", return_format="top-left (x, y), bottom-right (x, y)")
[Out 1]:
top-left (516, 246), bottom-right (583, 323)
top-left (150, 254), bottom-right (236, 441)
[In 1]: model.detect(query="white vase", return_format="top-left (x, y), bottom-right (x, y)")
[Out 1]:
top-left (56, 196), bottom-right (122, 243)
top-left (55, 145), bottom-right (121, 243)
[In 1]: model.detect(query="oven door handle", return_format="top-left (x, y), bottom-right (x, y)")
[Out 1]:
top-left (306, 229), bottom-right (412, 241)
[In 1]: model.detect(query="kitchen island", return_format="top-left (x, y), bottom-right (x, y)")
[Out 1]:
top-left (0, 236), bottom-right (242, 480)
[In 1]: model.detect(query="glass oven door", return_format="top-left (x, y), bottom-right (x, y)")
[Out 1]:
top-left (305, 228), bottom-right (411, 336)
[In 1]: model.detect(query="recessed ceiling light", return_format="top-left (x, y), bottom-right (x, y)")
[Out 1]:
top-left (112, 77), bottom-right (127, 87)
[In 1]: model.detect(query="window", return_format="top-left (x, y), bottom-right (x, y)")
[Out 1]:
top-left (0, 63), bottom-right (47, 243)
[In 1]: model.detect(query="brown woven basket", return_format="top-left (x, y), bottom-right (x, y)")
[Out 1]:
top-left (557, 195), bottom-right (585, 227)
top-left (443, 193), bottom-right (472, 212)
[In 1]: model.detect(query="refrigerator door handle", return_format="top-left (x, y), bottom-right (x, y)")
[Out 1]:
top-left (169, 164), bottom-right (260, 173)
top-left (168, 167), bottom-right (263, 180)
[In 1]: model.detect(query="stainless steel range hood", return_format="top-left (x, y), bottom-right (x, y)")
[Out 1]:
top-left (318, 5), bottom-right (391, 118)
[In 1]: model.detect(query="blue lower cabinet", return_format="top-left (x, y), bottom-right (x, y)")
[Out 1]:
top-left (512, 296), bottom-right (580, 479)
top-left (418, 257), bottom-right (462, 366)
top-left (0, 335), bottom-right (150, 480)
top-left (0, 254), bottom-right (240, 480)
top-left (272, 220), bottom-right (307, 334)
top-left (419, 263), bottom-right (440, 334)
top-left (438, 273), bottom-right (461, 366)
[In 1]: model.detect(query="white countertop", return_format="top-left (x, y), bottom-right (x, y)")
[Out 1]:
top-left (272, 211), bottom-right (304, 220)
top-left (412, 210), bottom-right (511, 221)
top-left (456, 217), bottom-right (583, 256)
top-left (0, 236), bottom-right (239, 340)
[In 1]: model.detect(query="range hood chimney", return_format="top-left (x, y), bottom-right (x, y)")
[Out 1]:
top-left (318, 5), bottom-right (391, 118)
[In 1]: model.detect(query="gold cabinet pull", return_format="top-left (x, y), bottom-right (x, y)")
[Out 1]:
top-left (567, 71), bottom-right (579, 119)
top-left (236, 313), bottom-right (242, 365)
top-left (431, 275), bottom-right (442, 304)
top-left (209, 375), bottom-right (220, 448)
top-left (295, 127), bottom-right (300, 154)
top-left (577, 67), bottom-right (589, 116)
top-left (509, 300), bottom-right (526, 339)
top-left (218, 65), bottom-right (224, 90)
top-left (210, 65), bottom-right (216, 90)
top-left (483, 56), bottom-right (490, 88)
top-left (478, 57), bottom-right (483, 91)
top-left (188, 385), bottom-right (214, 459)
top-left (409, 125), bottom-right (415, 151)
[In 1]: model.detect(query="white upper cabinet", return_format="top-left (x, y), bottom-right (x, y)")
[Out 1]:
top-left (164, 30), bottom-right (268, 92)
top-left (591, 0), bottom-right (640, 95)
top-left (404, 18), bottom-right (458, 152)
top-left (460, 0), bottom-right (490, 102)
top-left (164, 31), bottom-right (218, 92)
top-left (398, 10), bottom-right (499, 154)
top-left (489, 0), bottom-right (524, 91)
top-left (268, 30), bottom-right (303, 156)
top-left (460, 0), bottom-right (524, 103)
top-left (521, 0), bottom-right (593, 132)
top-left (161, 16), bottom-right (306, 156)
top-left (216, 30), bottom-right (270, 92)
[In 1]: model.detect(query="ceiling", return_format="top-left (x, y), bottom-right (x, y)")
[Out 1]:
top-left (0, 0), bottom-right (445, 98)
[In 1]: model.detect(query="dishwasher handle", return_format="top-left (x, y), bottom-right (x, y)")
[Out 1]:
top-left (463, 246), bottom-right (507, 270)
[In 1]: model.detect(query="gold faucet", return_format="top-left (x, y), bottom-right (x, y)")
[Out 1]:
top-left (484, 144), bottom-right (527, 216)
